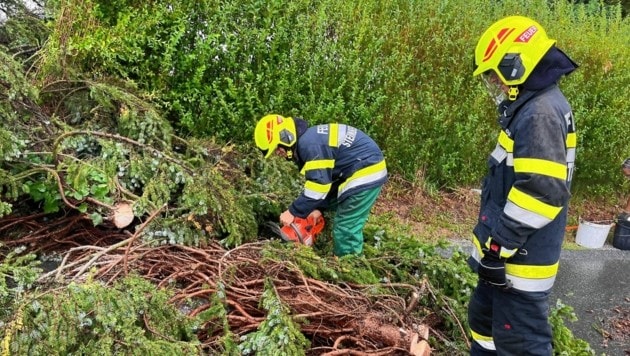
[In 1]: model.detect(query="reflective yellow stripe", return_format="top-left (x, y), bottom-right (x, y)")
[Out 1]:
top-left (472, 234), bottom-right (482, 253)
top-left (485, 238), bottom-right (518, 258)
top-left (338, 160), bottom-right (386, 192)
top-left (566, 132), bottom-right (576, 148)
top-left (470, 242), bottom-right (558, 292)
top-left (300, 159), bottom-right (335, 175)
top-left (498, 131), bottom-right (513, 152)
top-left (329, 123), bottom-right (339, 147)
top-left (508, 187), bottom-right (562, 220)
top-left (506, 261), bottom-right (559, 279)
top-left (514, 158), bottom-right (567, 180)
top-left (470, 330), bottom-right (496, 351)
top-left (470, 330), bottom-right (493, 342)
top-left (304, 180), bottom-right (331, 193)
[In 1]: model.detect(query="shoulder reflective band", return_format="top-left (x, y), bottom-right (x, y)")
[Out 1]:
top-left (328, 123), bottom-right (339, 147)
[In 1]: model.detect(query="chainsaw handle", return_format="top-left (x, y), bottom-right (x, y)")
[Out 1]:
top-left (289, 223), bottom-right (305, 244)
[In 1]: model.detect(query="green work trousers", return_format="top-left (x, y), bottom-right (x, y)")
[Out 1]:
top-left (332, 186), bottom-right (382, 256)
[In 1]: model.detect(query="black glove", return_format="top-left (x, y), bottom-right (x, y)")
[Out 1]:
top-left (478, 253), bottom-right (508, 288)
top-left (478, 241), bottom-right (511, 289)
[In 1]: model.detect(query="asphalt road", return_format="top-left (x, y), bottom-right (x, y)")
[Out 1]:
top-left (552, 246), bottom-right (630, 356)
top-left (444, 237), bottom-right (630, 355)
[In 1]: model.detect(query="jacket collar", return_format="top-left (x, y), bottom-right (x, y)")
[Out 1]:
top-left (498, 85), bottom-right (556, 131)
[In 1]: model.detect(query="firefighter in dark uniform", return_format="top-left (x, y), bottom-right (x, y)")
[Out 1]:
top-left (467, 16), bottom-right (578, 355)
top-left (254, 114), bottom-right (387, 256)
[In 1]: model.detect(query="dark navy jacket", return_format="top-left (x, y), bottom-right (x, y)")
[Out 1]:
top-left (288, 123), bottom-right (387, 217)
top-left (469, 85), bottom-right (577, 292)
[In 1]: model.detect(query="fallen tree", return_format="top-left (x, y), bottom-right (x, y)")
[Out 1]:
top-left (1, 212), bottom-right (468, 354)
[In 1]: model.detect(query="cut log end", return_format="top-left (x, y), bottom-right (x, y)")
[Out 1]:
top-left (113, 202), bottom-right (134, 228)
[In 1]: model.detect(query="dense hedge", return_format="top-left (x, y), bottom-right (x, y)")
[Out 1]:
top-left (18, 0), bottom-right (630, 195)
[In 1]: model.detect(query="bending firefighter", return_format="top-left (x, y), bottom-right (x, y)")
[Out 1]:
top-left (467, 16), bottom-right (578, 355)
top-left (254, 114), bottom-right (387, 256)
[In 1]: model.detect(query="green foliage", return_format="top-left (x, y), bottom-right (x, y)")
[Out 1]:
top-left (3, 0), bottom-right (621, 211)
top-left (238, 278), bottom-right (310, 356)
top-left (8, 2), bottom-right (630, 231)
top-left (0, 52), bottom-right (35, 218)
top-left (196, 284), bottom-right (240, 355)
top-left (1, 52), bottom-right (291, 244)
top-left (22, 175), bottom-right (62, 213)
top-left (263, 243), bottom-right (382, 284)
top-left (7, 275), bottom-right (200, 355)
top-left (40, 0), bottom-right (628, 196)
top-left (364, 227), bottom-right (478, 304)
top-left (246, 155), bottom-right (303, 222)
top-left (363, 228), bottom-right (477, 348)
top-left (0, 0), bottom-right (50, 53)
top-left (0, 245), bottom-right (41, 312)
top-left (549, 299), bottom-right (596, 355)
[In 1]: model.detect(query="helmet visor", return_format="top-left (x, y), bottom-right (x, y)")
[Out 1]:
top-left (481, 71), bottom-right (506, 105)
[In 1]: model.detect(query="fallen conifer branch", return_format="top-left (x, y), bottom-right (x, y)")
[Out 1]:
top-left (1, 212), bottom-right (461, 354)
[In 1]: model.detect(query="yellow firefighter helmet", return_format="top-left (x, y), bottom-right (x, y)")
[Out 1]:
top-left (254, 114), bottom-right (297, 158)
top-left (473, 16), bottom-right (556, 86)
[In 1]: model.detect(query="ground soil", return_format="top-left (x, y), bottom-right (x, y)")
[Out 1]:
top-left (373, 176), bottom-right (625, 242)
top-left (372, 176), bottom-right (480, 239)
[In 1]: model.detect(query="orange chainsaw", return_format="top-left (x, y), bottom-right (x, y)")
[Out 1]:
top-left (267, 215), bottom-right (325, 246)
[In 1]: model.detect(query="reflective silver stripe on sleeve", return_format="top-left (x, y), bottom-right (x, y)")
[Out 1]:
top-left (504, 201), bottom-right (552, 228)
top-left (303, 189), bottom-right (328, 200)
top-left (490, 145), bottom-right (507, 163)
top-left (566, 148), bottom-right (576, 163)
top-left (567, 148), bottom-right (576, 182)
top-left (470, 245), bottom-right (481, 263)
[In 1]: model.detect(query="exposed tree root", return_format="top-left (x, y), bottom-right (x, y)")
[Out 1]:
top-left (1, 212), bottom-right (449, 354)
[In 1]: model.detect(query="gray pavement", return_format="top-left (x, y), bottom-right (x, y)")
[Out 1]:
top-left (443, 238), bottom-right (630, 355)
top-left (553, 245), bottom-right (630, 356)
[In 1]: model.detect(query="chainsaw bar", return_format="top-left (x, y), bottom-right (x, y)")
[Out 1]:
top-left (265, 221), bottom-right (292, 242)
top-left (288, 222), bottom-right (305, 244)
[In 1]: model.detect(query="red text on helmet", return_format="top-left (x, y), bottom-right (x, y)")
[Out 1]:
top-left (515, 26), bottom-right (538, 43)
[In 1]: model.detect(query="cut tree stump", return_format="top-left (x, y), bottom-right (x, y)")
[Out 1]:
top-left (409, 324), bottom-right (431, 356)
